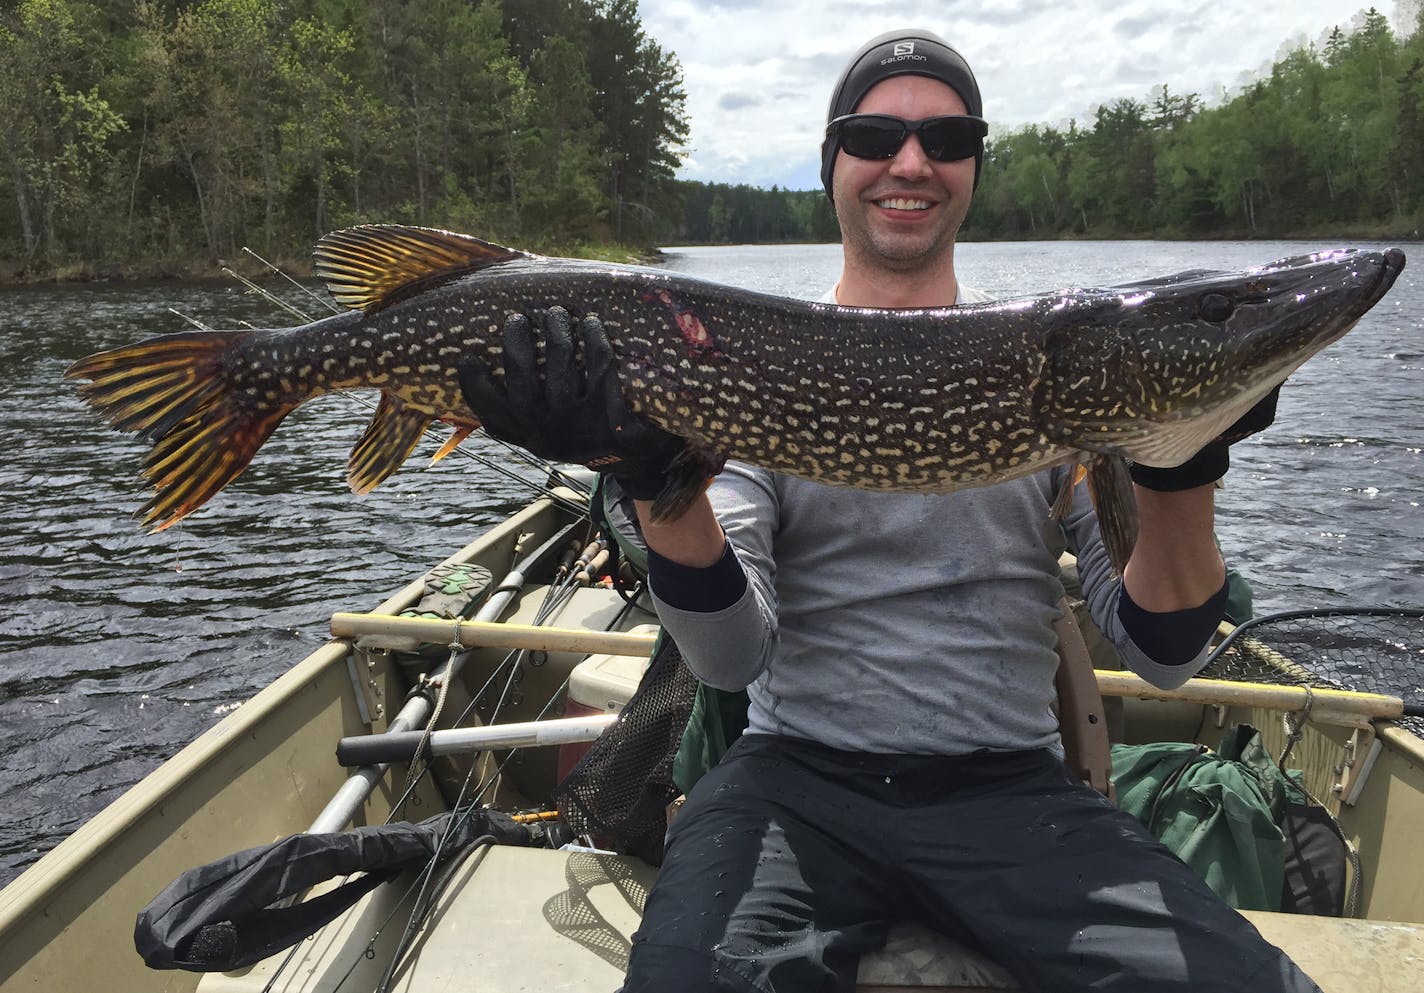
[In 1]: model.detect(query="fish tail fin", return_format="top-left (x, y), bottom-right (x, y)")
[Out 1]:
top-left (66, 331), bottom-right (298, 530)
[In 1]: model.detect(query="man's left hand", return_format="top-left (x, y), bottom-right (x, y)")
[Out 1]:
top-left (1129, 385), bottom-right (1280, 492)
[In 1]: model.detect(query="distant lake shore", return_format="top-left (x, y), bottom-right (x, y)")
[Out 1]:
top-left (4, 223), bottom-right (1421, 287)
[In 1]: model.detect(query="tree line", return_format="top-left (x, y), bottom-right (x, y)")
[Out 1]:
top-left (0, 0), bottom-right (687, 276)
top-left (4, 3), bottom-right (1422, 278)
top-left (968, 7), bottom-right (1424, 240)
top-left (665, 8), bottom-right (1424, 245)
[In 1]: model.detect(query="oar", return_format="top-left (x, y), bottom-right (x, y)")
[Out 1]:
top-left (335, 713), bottom-right (619, 766)
top-left (1094, 671), bottom-right (1416, 721)
top-left (329, 612), bottom-right (657, 658)
top-left (1203, 607), bottom-right (1424, 719)
top-left (329, 614), bottom-right (1422, 720)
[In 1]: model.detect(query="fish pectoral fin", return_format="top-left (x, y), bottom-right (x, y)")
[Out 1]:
top-left (314, 225), bottom-right (533, 313)
top-left (1054, 379), bottom-right (1282, 468)
top-left (1086, 455), bottom-right (1139, 576)
top-left (348, 393), bottom-right (433, 494)
top-left (429, 424), bottom-right (477, 465)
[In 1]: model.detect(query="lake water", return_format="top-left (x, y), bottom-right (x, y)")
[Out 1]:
top-left (1, 240), bottom-right (1421, 884)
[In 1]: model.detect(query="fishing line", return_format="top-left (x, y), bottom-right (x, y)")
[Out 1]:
top-left (242, 245), bottom-right (344, 316)
top-left (370, 590), bottom-right (645, 982)
top-left (271, 506), bottom-right (638, 987)
top-left (358, 670), bottom-right (577, 991)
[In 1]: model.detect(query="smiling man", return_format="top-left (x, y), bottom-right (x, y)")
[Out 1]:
top-left (458, 26), bottom-right (1321, 993)
top-left (608, 29), bottom-right (1324, 993)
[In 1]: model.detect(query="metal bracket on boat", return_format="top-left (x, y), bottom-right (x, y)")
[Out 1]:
top-left (347, 645), bottom-right (389, 731)
top-left (1333, 724), bottom-right (1383, 807)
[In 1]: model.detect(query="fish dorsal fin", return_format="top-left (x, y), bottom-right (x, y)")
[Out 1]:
top-left (314, 225), bottom-right (532, 312)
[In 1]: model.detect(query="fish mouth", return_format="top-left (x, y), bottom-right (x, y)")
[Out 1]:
top-left (1229, 248), bottom-right (1405, 373)
top-left (1359, 246), bottom-right (1406, 313)
top-left (1259, 247), bottom-right (1405, 316)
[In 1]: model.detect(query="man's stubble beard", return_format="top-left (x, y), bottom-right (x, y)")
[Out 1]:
top-left (837, 203), bottom-right (966, 275)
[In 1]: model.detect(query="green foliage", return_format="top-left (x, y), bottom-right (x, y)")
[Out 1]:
top-left (4, 4), bottom-right (1422, 271)
top-left (964, 8), bottom-right (1424, 241)
top-left (0, 0), bottom-right (689, 273)
top-left (665, 181), bottom-right (833, 244)
top-left (0, 0), bottom-right (125, 262)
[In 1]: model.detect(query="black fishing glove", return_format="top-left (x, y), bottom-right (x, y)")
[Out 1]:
top-left (457, 306), bottom-right (686, 501)
top-left (1129, 385), bottom-right (1280, 492)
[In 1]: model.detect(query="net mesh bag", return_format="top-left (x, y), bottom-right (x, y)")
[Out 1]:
top-left (552, 634), bottom-right (698, 866)
top-left (1202, 609), bottom-right (1424, 735)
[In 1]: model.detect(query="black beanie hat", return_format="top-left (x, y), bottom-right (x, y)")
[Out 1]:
top-left (820, 29), bottom-right (984, 200)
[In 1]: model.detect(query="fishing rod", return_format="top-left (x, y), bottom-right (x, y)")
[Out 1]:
top-left (263, 526), bottom-right (595, 987)
top-left (307, 520), bottom-right (585, 834)
top-left (331, 552), bottom-right (642, 993)
top-left (242, 245), bottom-right (344, 317)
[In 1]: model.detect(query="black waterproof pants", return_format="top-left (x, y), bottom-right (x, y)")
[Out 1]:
top-left (620, 734), bottom-right (1322, 993)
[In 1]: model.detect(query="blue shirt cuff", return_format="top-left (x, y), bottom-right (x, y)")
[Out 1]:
top-left (647, 540), bottom-right (749, 613)
top-left (1117, 576), bottom-right (1230, 666)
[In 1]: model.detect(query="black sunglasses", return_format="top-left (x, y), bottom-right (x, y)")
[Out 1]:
top-left (826, 113), bottom-right (988, 162)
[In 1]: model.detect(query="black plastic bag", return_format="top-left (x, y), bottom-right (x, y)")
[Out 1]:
top-left (135, 808), bottom-right (528, 972)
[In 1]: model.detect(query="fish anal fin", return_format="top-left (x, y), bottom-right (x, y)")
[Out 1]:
top-left (314, 225), bottom-right (534, 313)
top-left (348, 393), bottom-right (433, 494)
top-left (430, 422), bottom-right (477, 465)
top-left (1086, 455), bottom-right (1139, 575)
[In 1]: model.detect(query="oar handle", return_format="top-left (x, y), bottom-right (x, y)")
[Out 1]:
top-left (335, 714), bottom-right (618, 766)
top-left (329, 612), bottom-right (657, 656)
top-left (1094, 671), bottom-right (1405, 720)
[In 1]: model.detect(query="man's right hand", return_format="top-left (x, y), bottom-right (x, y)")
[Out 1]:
top-left (457, 306), bottom-right (687, 501)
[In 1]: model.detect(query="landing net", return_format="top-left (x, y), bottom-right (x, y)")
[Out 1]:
top-left (1202, 608), bottom-right (1424, 735)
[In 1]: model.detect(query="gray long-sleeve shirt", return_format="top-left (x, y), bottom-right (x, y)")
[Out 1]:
top-left (647, 284), bottom-right (1216, 756)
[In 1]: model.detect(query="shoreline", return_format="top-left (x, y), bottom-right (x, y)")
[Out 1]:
top-left (0, 243), bottom-right (669, 288)
top-left (3, 230), bottom-right (1418, 287)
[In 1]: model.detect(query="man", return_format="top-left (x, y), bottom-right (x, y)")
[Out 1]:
top-left (461, 28), bottom-right (1317, 993)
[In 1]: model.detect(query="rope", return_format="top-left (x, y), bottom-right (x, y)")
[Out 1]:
top-left (1277, 683), bottom-right (1314, 773)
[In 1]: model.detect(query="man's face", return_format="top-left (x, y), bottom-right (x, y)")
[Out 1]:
top-left (831, 75), bottom-right (977, 275)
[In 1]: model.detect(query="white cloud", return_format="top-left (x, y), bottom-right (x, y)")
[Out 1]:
top-left (640, 1), bottom-right (1399, 189)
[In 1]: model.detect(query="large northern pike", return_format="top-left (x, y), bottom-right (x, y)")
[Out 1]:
top-left (67, 225), bottom-right (1405, 570)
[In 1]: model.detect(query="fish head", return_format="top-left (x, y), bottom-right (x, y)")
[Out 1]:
top-left (1041, 248), bottom-right (1406, 467)
top-left (1149, 247), bottom-right (1402, 358)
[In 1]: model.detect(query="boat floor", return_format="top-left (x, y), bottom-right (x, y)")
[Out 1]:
top-left (199, 846), bottom-right (1424, 993)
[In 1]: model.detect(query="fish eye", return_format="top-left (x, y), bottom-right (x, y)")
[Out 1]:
top-left (1198, 293), bottom-right (1234, 323)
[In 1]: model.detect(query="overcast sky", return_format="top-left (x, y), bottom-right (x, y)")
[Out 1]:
top-left (639, 1), bottom-right (1415, 191)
